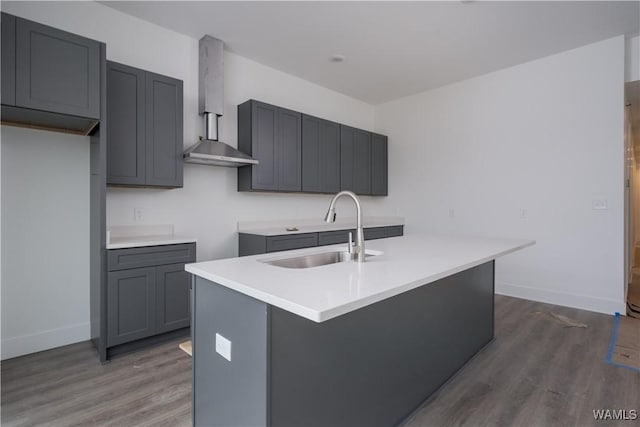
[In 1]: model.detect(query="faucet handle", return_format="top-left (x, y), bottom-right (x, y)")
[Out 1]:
top-left (347, 232), bottom-right (353, 255)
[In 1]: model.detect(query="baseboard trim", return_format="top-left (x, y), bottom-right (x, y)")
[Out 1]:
top-left (1, 322), bottom-right (90, 361)
top-left (495, 281), bottom-right (626, 315)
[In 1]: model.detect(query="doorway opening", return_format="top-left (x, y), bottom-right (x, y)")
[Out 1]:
top-left (625, 80), bottom-right (640, 319)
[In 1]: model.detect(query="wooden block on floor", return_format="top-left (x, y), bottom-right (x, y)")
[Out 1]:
top-left (179, 340), bottom-right (192, 357)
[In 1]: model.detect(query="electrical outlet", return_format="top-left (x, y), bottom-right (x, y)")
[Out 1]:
top-left (133, 208), bottom-right (144, 221)
top-left (592, 199), bottom-right (608, 210)
top-left (449, 208), bottom-right (455, 218)
top-left (215, 333), bottom-right (232, 361)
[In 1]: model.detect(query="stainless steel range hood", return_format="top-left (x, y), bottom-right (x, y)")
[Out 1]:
top-left (183, 35), bottom-right (258, 167)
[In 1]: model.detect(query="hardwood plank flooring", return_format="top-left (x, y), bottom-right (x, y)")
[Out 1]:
top-left (2, 296), bottom-right (638, 427)
top-left (1, 339), bottom-right (191, 427)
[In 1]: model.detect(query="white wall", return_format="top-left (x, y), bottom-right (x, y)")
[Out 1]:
top-left (1, 127), bottom-right (90, 359)
top-left (375, 36), bottom-right (626, 315)
top-left (0, 1), bottom-right (379, 359)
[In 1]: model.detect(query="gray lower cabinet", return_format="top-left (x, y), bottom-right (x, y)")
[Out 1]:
top-left (106, 243), bottom-right (195, 353)
top-left (302, 114), bottom-right (340, 193)
top-left (156, 263), bottom-right (191, 333)
top-left (238, 100), bottom-right (302, 192)
top-left (363, 227), bottom-right (388, 240)
top-left (340, 125), bottom-right (372, 195)
top-left (1, 12), bottom-right (103, 135)
top-left (107, 267), bottom-right (156, 347)
top-left (239, 226), bottom-right (403, 256)
top-left (106, 61), bottom-right (183, 188)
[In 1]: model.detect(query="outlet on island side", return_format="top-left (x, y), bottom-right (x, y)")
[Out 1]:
top-left (215, 333), bottom-right (232, 361)
top-left (133, 207), bottom-right (144, 221)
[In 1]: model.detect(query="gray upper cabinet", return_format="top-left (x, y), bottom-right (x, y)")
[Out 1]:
top-left (238, 100), bottom-right (301, 192)
top-left (15, 16), bottom-right (100, 119)
top-left (302, 115), bottom-right (340, 193)
top-left (371, 133), bottom-right (388, 196)
top-left (238, 99), bottom-right (387, 196)
top-left (106, 61), bottom-right (183, 188)
top-left (341, 125), bottom-right (371, 195)
top-left (107, 62), bottom-right (145, 185)
top-left (146, 72), bottom-right (184, 187)
top-left (278, 108), bottom-right (302, 191)
top-left (1, 12), bottom-right (103, 135)
top-left (1, 13), bottom-right (16, 107)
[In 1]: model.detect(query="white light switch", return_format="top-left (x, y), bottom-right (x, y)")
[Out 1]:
top-left (215, 333), bottom-right (232, 361)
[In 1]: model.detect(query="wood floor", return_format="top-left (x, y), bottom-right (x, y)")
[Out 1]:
top-left (2, 296), bottom-right (638, 427)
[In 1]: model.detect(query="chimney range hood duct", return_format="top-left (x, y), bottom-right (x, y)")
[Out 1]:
top-left (183, 35), bottom-right (258, 167)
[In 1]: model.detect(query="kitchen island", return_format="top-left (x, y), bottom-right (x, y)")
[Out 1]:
top-left (186, 234), bottom-right (534, 427)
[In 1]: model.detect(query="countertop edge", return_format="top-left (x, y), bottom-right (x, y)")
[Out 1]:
top-left (107, 237), bottom-right (198, 250)
top-left (185, 239), bottom-right (535, 323)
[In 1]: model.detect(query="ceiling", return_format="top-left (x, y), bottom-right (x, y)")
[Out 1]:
top-left (101, 1), bottom-right (639, 105)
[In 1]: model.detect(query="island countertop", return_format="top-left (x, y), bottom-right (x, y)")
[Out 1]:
top-left (185, 234), bottom-right (534, 322)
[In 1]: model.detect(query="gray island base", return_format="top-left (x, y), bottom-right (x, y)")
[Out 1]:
top-left (192, 261), bottom-right (494, 427)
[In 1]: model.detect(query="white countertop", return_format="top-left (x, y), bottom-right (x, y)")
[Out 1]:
top-left (185, 234), bottom-right (534, 322)
top-left (106, 225), bottom-right (197, 249)
top-left (237, 216), bottom-right (404, 236)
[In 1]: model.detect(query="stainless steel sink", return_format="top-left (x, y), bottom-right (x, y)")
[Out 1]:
top-left (261, 250), bottom-right (379, 269)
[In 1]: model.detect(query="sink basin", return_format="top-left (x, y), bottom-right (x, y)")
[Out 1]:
top-left (261, 250), bottom-right (379, 269)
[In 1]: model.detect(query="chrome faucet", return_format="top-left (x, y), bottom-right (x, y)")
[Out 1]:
top-left (324, 191), bottom-right (365, 263)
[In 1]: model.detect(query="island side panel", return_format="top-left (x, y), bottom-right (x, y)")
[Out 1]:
top-left (269, 261), bottom-right (495, 427)
top-left (192, 276), bottom-right (269, 426)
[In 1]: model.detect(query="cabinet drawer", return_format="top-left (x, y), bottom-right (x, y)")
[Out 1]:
top-left (108, 243), bottom-right (196, 271)
top-left (364, 227), bottom-right (388, 240)
top-left (266, 233), bottom-right (318, 253)
top-left (386, 226), bottom-right (404, 238)
top-left (318, 229), bottom-right (355, 246)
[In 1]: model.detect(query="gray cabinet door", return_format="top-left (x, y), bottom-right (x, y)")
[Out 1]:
top-left (251, 101), bottom-right (279, 190)
top-left (145, 72), bottom-right (183, 187)
top-left (156, 263), bottom-right (191, 333)
top-left (371, 133), bottom-right (388, 196)
top-left (238, 100), bottom-right (301, 192)
top-left (106, 61), bottom-right (145, 185)
top-left (15, 17), bottom-right (100, 119)
top-left (277, 108), bottom-right (302, 191)
top-left (1, 13), bottom-right (16, 106)
top-left (341, 125), bottom-right (371, 195)
top-left (107, 267), bottom-right (156, 346)
top-left (302, 115), bottom-right (340, 193)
